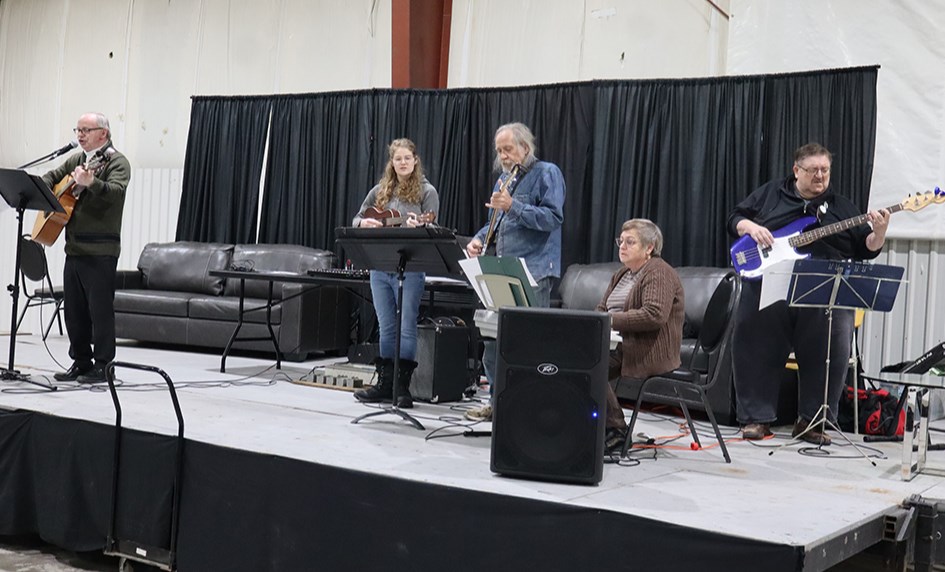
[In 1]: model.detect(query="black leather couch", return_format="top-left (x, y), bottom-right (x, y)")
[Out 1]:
top-left (114, 242), bottom-right (351, 360)
top-left (557, 262), bottom-right (741, 425)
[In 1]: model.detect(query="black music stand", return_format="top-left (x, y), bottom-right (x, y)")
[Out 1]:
top-left (771, 259), bottom-right (903, 460)
top-left (337, 226), bottom-right (466, 430)
top-left (0, 168), bottom-right (64, 389)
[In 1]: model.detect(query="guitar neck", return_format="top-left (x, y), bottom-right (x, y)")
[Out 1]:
top-left (792, 203), bottom-right (901, 247)
top-left (383, 216), bottom-right (409, 226)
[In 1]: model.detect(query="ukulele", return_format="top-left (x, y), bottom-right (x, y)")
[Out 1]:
top-left (361, 206), bottom-right (436, 227)
top-left (730, 187), bottom-right (945, 280)
top-left (31, 151), bottom-right (113, 246)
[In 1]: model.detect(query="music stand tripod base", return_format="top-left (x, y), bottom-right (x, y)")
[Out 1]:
top-left (1, 367), bottom-right (57, 390)
top-left (351, 404), bottom-right (425, 430)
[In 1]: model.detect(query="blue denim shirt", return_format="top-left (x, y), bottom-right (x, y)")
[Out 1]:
top-left (473, 160), bottom-right (565, 280)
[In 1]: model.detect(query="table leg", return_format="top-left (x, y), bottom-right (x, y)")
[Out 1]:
top-left (220, 278), bottom-right (246, 373)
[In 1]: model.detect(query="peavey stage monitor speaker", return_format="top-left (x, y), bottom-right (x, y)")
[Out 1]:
top-left (490, 307), bottom-right (610, 485)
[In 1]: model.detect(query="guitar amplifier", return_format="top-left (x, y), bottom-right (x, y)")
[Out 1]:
top-left (412, 318), bottom-right (474, 403)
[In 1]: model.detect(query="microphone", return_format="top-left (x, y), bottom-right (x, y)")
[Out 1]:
top-left (51, 140), bottom-right (79, 158)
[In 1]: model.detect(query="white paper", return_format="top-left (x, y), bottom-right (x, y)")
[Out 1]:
top-left (519, 257), bottom-right (539, 287)
top-left (759, 260), bottom-right (796, 310)
top-left (458, 257), bottom-right (491, 308)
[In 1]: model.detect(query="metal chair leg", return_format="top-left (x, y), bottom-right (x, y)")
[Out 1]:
top-left (701, 390), bottom-right (731, 463)
top-left (622, 393), bottom-right (644, 458)
top-left (43, 300), bottom-right (64, 340)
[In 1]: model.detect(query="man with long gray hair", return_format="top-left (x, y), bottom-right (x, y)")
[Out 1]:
top-left (465, 122), bottom-right (566, 421)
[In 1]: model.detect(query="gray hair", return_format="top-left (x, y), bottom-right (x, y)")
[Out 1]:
top-left (621, 218), bottom-right (663, 257)
top-left (493, 122), bottom-right (537, 172)
top-left (84, 112), bottom-right (111, 137)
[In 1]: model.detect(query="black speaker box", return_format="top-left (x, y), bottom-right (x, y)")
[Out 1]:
top-left (412, 321), bottom-right (472, 403)
top-left (491, 307), bottom-right (609, 485)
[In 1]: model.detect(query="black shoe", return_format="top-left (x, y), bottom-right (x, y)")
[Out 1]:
top-left (604, 427), bottom-right (627, 455)
top-left (354, 384), bottom-right (393, 403)
top-left (394, 391), bottom-right (413, 409)
top-left (54, 363), bottom-right (92, 381)
top-left (76, 364), bottom-right (107, 384)
top-left (792, 417), bottom-right (832, 446)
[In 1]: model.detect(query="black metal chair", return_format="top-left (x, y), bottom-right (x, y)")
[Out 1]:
top-left (622, 271), bottom-right (741, 463)
top-left (15, 234), bottom-right (65, 340)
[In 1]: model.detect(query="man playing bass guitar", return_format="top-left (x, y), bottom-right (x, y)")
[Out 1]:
top-left (42, 112), bottom-right (131, 384)
top-left (726, 142), bottom-right (888, 444)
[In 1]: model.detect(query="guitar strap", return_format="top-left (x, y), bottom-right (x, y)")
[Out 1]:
top-left (74, 144), bottom-right (116, 199)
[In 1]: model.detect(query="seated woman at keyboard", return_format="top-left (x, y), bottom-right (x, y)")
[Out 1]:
top-left (351, 138), bottom-right (439, 409)
top-left (597, 219), bottom-right (685, 454)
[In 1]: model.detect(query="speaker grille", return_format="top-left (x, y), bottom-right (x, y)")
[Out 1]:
top-left (493, 370), bottom-right (600, 478)
top-left (498, 310), bottom-right (605, 369)
top-left (491, 308), bottom-right (609, 485)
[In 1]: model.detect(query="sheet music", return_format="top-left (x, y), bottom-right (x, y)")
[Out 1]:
top-left (759, 260), bottom-right (795, 309)
top-left (459, 256), bottom-right (536, 310)
top-left (459, 258), bottom-right (491, 308)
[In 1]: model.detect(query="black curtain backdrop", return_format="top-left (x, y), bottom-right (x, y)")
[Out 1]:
top-left (178, 66), bottom-right (878, 270)
top-left (177, 97), bottom-right (272, 244)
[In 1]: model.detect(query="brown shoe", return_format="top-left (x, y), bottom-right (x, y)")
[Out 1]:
top-left (741, 423), bottom-right (772, 440)
top-left (792, 417), bottom-right (832, 446)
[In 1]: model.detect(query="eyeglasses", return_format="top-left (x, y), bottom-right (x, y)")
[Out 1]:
top-left (797, 164), bottom-right (831, 176)
top-left (615, 237), bottom-right (639, 248)
top-left (73, 127), bottom-right (104, 135)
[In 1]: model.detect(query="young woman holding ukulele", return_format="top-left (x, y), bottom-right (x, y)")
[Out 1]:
top-left (351, 138), bottom-right (439, 408)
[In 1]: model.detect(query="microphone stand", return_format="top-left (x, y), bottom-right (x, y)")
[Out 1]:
top-left (19, 148), bottom-right (73, 170)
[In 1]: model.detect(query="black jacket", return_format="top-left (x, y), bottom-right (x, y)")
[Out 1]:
top-left (726, 176), bottom-right (880, 261)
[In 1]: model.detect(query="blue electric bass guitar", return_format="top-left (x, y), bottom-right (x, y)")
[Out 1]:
top-left (730, 187), bottom-right (944, 280)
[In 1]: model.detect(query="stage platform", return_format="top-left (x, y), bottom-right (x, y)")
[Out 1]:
top-left (1, 334), bottom-right (943, 571)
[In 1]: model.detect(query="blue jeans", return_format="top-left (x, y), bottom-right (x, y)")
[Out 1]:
top-left (370, 270), bottom-right (425, 361)
top-left (482, 276), bottom-right (556, 395)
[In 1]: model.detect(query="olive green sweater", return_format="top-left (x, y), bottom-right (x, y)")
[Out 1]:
top-left (41, 144), bottom-right (131, 257)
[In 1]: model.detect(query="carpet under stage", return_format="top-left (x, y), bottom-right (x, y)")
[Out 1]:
top-left (0, 335), bottom-right (943, 572)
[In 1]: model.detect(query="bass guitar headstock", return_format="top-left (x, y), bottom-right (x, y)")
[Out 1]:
top-left (899, 187), bottom-right (945, 212)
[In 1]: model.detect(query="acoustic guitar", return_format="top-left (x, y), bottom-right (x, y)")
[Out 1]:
top-left (362, 206), bottom-right (436, 227)
top-left (730, 187), bottom-right (944, 280)
top-left (31, 151), bottom-right (112, 246)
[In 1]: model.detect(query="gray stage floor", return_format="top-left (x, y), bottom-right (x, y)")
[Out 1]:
top-left (2, 333), bottom-right (945, 560)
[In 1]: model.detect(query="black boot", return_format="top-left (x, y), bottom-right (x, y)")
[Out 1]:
top-left (354, 358), bottom-right (394, 403)
top-left (393, 359), bottom-right (418, 409)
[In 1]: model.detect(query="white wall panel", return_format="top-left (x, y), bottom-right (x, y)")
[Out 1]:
top-left (448, 0), bottom-right (729, 87)
top-left (0, 0), bottom-right (392, 171)
top-left (860, 239), bottom-right (945, 374)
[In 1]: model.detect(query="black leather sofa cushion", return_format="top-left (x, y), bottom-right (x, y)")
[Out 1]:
top-left (223, 244), bottom-right (336, 300)
top-left (113, 289), bottom-right (193, 318)
top-left (138, 242), bottom-right (234, 295)
top-left (557, 261), bottom-right (623, 311)
top-left (188, 296), bottom-right (283, 324)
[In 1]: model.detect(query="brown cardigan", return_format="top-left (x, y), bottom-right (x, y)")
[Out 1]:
top-left (596, 257), bottom-right (685, 379)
